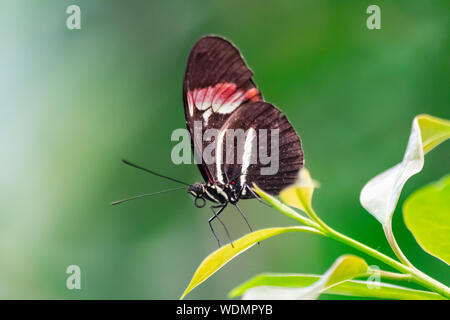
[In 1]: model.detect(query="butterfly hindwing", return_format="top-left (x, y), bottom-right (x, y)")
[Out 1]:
top-left (215, 101), bottom-right (303, 197)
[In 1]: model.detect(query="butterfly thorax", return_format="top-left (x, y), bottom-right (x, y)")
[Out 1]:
top-left (188, 182), bottom-right (241, 206)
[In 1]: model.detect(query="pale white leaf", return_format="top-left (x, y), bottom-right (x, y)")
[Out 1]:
top-left (360, 114), bottom-right (450, 225)
top-left (242, 255), bottom-right (368, 300)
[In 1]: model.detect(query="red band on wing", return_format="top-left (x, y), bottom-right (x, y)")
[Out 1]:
top-left (187, 82), bottom-right (260, 116)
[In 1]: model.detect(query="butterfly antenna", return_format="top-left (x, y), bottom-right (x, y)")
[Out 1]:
top-left (121, 159), bottom-right (191, 186)
top-left (111, 186), bottom-right (186, 205)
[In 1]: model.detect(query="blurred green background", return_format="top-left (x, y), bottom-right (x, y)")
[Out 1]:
top-left (0, 0), bottom-right (448, 299)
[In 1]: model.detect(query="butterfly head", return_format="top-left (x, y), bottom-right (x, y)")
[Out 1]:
top-left (188, 182), bottom-right (206, 208)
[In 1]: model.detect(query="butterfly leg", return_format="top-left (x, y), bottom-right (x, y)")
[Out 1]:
top-left (234, 203), bottom-right (260, 246)
top-left (234, 203), bottom-right (253, 233)
top-left (209, 204), bottom-right (234, 248)
top-left (245, 185), bottom-right (272, 207)
top-left (208, 215), bottom-right (221, 248)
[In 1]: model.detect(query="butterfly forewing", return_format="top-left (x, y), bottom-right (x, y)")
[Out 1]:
top-left (183, 36), bottom-right (262, 183)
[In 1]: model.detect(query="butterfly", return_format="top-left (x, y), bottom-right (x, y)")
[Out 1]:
top-left (113, 36), bottom-right (304, 247)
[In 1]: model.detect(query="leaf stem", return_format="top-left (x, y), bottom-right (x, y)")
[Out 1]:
top-left (375, 270), bottom-right (413, 282)
top-left (256, 186), bottom-right (450, 298)
top-left (257, 187), bottom-right (321, 230)
top-left (315, 212), bottom-right (450, 299)
top-left (383, 222), bottom-right (413, 267)
top-left (297, 190), bottom-right (450, 299)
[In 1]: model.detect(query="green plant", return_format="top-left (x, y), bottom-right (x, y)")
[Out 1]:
top-left (181, 114), bottom-right (450, 300)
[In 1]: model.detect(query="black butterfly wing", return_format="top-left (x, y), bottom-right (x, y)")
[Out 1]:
top-left (215, 101), bottom-right (304, 197)
top-left (182, 35), bottom-right (262, 183)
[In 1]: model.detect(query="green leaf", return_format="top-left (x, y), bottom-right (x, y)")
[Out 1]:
top-left (403, 175), bottom-right (450, 265)
top-left (239, 255), bottom-right (369, 300)
top-left (279, 168), bottom-right (318, 214)
top-left (360, 114), bottom-right (450, 225)
top-left (229, 273), bottom-right (444, 300)
top-left (180, 226), bottom-right (321, 299)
